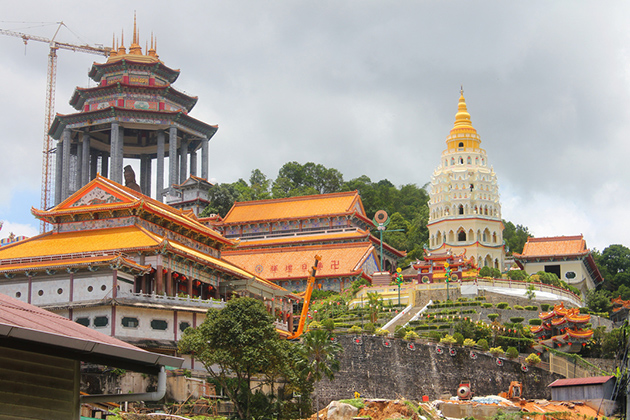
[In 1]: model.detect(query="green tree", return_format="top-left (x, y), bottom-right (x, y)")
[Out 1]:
top-left (366, 292), bottom-right (383, 323)
top-left (502, 221), bottom-right (532, 255)
top-left (601, 244), bottom-right (630, 275)
top-left (178, 298), bottom-right (295, 420)
top-left (201, 183), bottom-right (241, 217)
top-left (303, 329), bottom-right (343, 419)
top-left (249, 169), bottom-right (271, 200)
top-left (585, 289), bottom-right (612, 313)
top-left (272, 161), bottom-right (343, 198)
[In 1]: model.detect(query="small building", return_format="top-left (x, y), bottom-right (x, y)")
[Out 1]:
top-left (548, 376), bottom-right (616, 416)
top-left (513, 235), bottom-right (603, 295)
top-left (0, 291), bottom-right (182, 419)
top-left (413, 249), bottom-right (477, 284)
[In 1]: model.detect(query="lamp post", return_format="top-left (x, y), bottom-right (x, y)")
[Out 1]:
top-left (395, 267), bottom-right (403, 306)
top-left (444, 262), bottom-right (451, 301)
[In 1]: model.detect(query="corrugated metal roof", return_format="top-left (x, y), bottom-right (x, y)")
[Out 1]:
top-left (0, 292), bottom-right (182, 370)
top-left (548, 376), bottom-right (614, 387)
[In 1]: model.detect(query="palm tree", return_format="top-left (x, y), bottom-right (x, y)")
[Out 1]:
top-left (366, 292), bottom-right (383, 323)
top-left (303, 329), bottom-right (343, 419)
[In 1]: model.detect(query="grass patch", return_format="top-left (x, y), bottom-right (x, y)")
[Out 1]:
top-left (338, 398), bottom-right (365, 409)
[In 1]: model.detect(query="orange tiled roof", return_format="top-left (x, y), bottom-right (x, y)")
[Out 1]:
top-left (222, 242), bottom-right (375, 280)
top-left (32, 175), bottom-right (233, 247)
top-left (236, 229), bottom-right (370, 248)
top-left (0, 254), bottom-right (150, 273)
top-left (517, 235), bottom-right (588, 258)
top-left (222, 191), bottom-right (369, 224)
top-left (0, 226), bottom-right (161, 260)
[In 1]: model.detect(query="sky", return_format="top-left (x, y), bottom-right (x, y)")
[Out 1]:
top-left (0, 1), bottom-right (628, 251)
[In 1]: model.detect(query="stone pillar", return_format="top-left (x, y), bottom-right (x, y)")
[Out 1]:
top-left (187, 276), bottom-right (193, 297)
top-left (201, 136), bottom-right (209, 180)
top-left (75, 141), bottom-right (82, 192)
top-left (166, 269), bottom-right (173, 296)
top-left (101, 153), bottom-right (109, 178)
top-left (156, 265), bottom-right (164, 295)
top-left (81, 133), bottom-right (90, 186)
top-left (157, 131), bottom-right (165, 201)
top-left (168, 127), bottom-right (177, 191)
top-left (190, 149), bottom-right (197, 177)
top-left (90, 153), bottom-right (98, 180)
top-left (180, 139), bottom-right (188, 182)
top-left (61, 128), bottom-right (71, 200)
top-left (140, 155), bottom-right (151, 196)
top-left (110, 121), bottom-right (123, 184)
top-left (55, 140), bottom-right (63, 205)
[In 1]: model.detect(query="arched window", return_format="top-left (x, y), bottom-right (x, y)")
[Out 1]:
top-left (467, 156), bottom-right (471, 164)
top-left (458, 230), bottom-right (466, 242)
top-left (492, 232), bottom-right (497, 243)
top-left (451, 157), bottom-right (455, 165)
top-left (448, 230), bottom-right (455, 242)
top-left (458, 205), bottom-right (464, 215)
top-left (458, 142), bottom-right (464, 148)
top-left (459, 157), bottom-right (464, 164)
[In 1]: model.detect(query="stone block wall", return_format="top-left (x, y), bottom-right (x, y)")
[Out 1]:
top-left (315, 335), bottom-right (563, 408)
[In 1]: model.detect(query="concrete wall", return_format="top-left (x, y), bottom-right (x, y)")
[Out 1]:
top-left (315, 335), bottom-right (563, 408)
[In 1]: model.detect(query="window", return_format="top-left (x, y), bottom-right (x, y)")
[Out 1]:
top-left (544, 265), bottom-right (561, 279)
top-left (57, 288), bottom-right (63, 295)
top-left (76, 317), bottom-right (90, 327)
top-left (15, 292), bottom-right (21, 298)
top-left (458, 142), bottom-right (464, 148)
top-left (151, 320), bottom-right (168, 330)
top-left (458, 230), bottom-right (466, 242)
top-left (94, 316), bottom-right (109, 327)
top-left (565, 271), bottom-right (576, 279)
top-left (179, 322), bottom-right (191, 332)
top-left (122, 317), bottom-right (139, 328)
top-left (38, 290), bottom-right (44, 296)
top-left (88, 286), bottom-right (93, 292)
top-left (101, 285), bottom-right (107, 291)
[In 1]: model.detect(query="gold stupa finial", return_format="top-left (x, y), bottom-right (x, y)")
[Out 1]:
top-left (118, 29), bottom-right (126, 55)
top-left (109, 33), bottom-right (117, 57)
top-left (454, 88), bottom-right (472, 128)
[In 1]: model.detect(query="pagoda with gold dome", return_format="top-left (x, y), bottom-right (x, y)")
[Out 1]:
top-left (427, 90), bottom-right (505, 270)
top-left (49, 16), bottom-right (217, 206)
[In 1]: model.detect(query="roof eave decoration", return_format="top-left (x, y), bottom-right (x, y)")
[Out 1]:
top-left (88, 59), bottom-right (180, 84)
top-left (49, 106), bottom-right (218, 140)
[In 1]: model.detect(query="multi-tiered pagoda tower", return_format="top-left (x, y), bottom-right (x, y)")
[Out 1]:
top-left (49, 19), bottom-right (217, 205)
top-left (427, 90), bottom-right (505, 269)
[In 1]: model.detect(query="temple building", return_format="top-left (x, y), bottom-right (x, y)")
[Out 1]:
top-left (0, 176), bottom-right (297, 368)
top-left (216, 191), bottom-right (406, 292)
top-left (513, 235), bottom-right (603, 295)
top-left (413, 249), bottom-right (477, 284)
top-left (427, 90), bottom-right (505, 270)
top-left (531, 302), bottom-right (593, 353)
top-left (49, 18), bottom-right (216, 205)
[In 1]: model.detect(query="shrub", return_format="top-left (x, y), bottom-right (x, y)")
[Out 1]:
top-left (479, 266), bottom-right (493, 277)
top-left (497, 302), bottom-right (509, 309)
top-left (487, 313), bottom-right (500, 322)
top-left (528, 319), bottom-right (542, 325)
top-left (428, 331), bottom-right (443, 342)
top-left (321, 318), bottom-right (335, 332)
top-left (338, 398), bottom-right (365, 409)
top-left (489, 346), bottom-right (504, 357)
top-left (477, 338), bottom-right (489, 351)
top-left (507, 269), bottom-right (527, 281)
top-left (453, 332), bottom-right (464, 345)
top-left (348, 325), bottom-right (363, 334)
top-left (482, 303), bottom-right (493, 308)
top-left (394, 325), bottom-right (407, 339)
top-left (525, 353), bottom-right (541, 365)
top-left (308, 321), bottom-right (322, 330)
top-left (540, 303), bottom-right (551, 311)
top-left (404, 330), bottom-right (420, 341)
top-left (505, 347), bottom-right (519, 359)
top-left (334, 322), bottom-right (352, 328)
top-left (524, 305), bottom-right (538, 311)
top-left (509, 317), bottom-right (525, 324)
top-left (440, 334), bottom-right (457, 346)
top-left (463, 338), bottom-right (476, 347)
top-left (375, 328), bottom-right (389, 336)
top-left (514, 305), bottom-right (524, 310)
top-left (363, 322), bottom-right (376, 334)
top-left (475, 296), bottom-right (487, 301)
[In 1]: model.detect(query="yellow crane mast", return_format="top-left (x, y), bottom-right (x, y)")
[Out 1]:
top-left (0, 22), bottom-right (109, 232)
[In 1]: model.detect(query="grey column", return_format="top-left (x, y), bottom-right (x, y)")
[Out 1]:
top-left (175, 149), bottom-right (180, 186)
top-left (81, 133), bottom-right (90, 186)
top-left (61, 129), bottom-right (71, 200)
top-left (190, 149), bottom-right (197, 177)
top-left (75, 141), bottom-right (82, 192)
top-left (168, 126), bottom-right (177, 190)
top-left (140, 156), bottom-right (151, 196)
top-left (201, 136), bottom-right (209, 180)
top-left (101, 153), bottom-right (109, 178)
top-left (55, 140), bottom-right (63, 205)
top-left (157, 131), bottom-right (165, 201)
top-left (180, 139), bottom-right (188, 182)
top-left (110, 121), bottom-right (122, 184)
top-left (90, 153), bottom-right (98, 180)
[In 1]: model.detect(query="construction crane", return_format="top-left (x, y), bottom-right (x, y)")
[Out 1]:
top-left (0, 22), bottom-right (110, 232)
top-left (288, 254), bottom-right (322, 339)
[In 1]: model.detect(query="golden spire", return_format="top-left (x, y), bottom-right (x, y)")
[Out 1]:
top-left (147, 31), bottom-right (157, 57)
top-left (109, 33), bottom-right (117, 57)
top-left (129, 12), bottom-right (142, 55)
top-left (453, 88), bottom-right (472, 128)
top-left (118, 30), bottom-right (126, 55)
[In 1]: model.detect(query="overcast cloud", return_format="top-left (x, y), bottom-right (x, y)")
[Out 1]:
top-left (0, 1), bottom-right (628, 250)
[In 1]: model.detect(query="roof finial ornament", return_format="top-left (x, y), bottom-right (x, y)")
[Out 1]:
top-left (460, 85), bottom-right (464, 95)
top-left (133, 11), bottom-right (137, 45)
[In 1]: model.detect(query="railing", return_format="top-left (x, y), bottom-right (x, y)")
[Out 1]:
top-left (472, 278), bottom-right (583, 306)
top-left (0, 250), bottom-right (129, 266)
top-left (273, 320), bottom-right (290, 332)
top-left (118, 291), bottom-right (226, 309)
